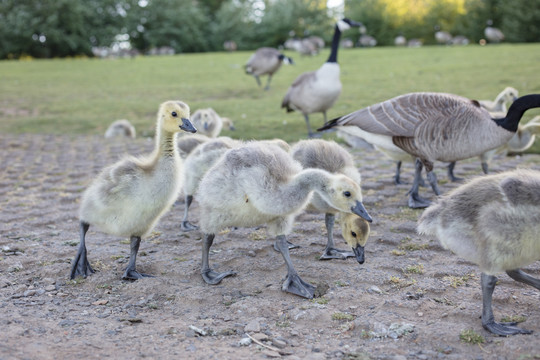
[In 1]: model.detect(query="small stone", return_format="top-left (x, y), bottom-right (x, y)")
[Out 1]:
top-left (271, 338), bottom-right (287, 349)
top-left (23, 290), bottom-right (37, 297)
top-left (238, 337), bottom-right (252, 346)
top-left (45, 285), bottom-right (56, 292)
top-left (368, 285), bottom-right (383, 294)
top-left (92, 299), bottom-right (109, 306)
top-left (417, 312), bottom-right (423, 317)
top-left (261, 350), bottom-right (281, 358)
top-left (252, 333), bottom-right (268, 341)
top-left (247, 251), bottom-right (256, 257)
top-left (244, 319), bottom-right (260, 333)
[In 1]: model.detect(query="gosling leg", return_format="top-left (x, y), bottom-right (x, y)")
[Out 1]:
top-left (408, 159), bottom-right (431, 208)
top-left (320, 213), bottom-right (354, 260)
top-left (70, 221), bottom-right (95, 279)
top-left (447, 162), bottom-right (464, 182)
top-left (276, 235), bottom-right (315, 299)
top-left (507, 269), bottom-right (540, 290)
top-left (481, 273), bottom-right (532, 335)
top-left (180, 194), bottom-right (199, 231)
top-left (122, 236), bottom-right (154, 280)
top-left (201, 233), bottom-right (236, 285)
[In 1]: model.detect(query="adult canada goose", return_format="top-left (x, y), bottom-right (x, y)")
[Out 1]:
top-left (318, 92), bottom-right (540, 208)
top-left (479, 87), bottom-right (519, 113)
top-left (245, 47), bottom-right (294, 91)
top-left (282, 18), bottom-right (362, 137)
top-left (290, 139), bottom-right (370, 262)
top-left (191, 108), bottom-right (232, 138)
top-left (104, 119), bottom-right (136, 139)
top-left (196, 142), bottom-right (372, 299)
top-left (434, 27), bottom-right (452, 45)
top-left (484, 21), bottom-right (504, 43)
top-left (70, 101), bottom-right (196, 280)
top-left (417, 169), bottom-right (540, 335)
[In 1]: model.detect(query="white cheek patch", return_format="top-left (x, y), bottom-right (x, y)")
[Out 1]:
top-left (337, 20), bottom-right (350, 32)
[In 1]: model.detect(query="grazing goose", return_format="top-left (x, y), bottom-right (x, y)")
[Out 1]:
top-left (245, 47), bottom-right (294, 91)
top-left (484, 22), bottom-right (504, 43)
top-left (479, 87), bottom-right (519, 113)
top-left (282, 18), bottom-right (362, 137)
top-left (104, 119), bottom-right (136, 139)
top-left (319, 92), bottom-right (540, 208)
top-left (417, 169), bottom-right (540, 335)
top-left (290, 139), bottom-right (371, 262)
top-left (191, 108), bottom-right (231, 138)
top-left (70, 101), bottom-right (196, 280)
top-left (196, 142), bottom-right (372, 299)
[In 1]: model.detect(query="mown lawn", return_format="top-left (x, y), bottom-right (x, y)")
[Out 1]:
top-left (1, 43), bottom-right (539, 149)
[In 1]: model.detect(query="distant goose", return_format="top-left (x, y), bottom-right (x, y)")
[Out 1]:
top-left (282, 18), bottom-right (362, 137)
top-left (417, 169), bottom-right (540, 335)
top-left (291, 139), bottom-right (371, 262)
top-left (484, 21), bottom-right (504, 43)
top-left (319, 92), bottom-right (540, 208)
top-left (196, 142), bottom-right (371, 299)
top-left (104, 119), bottom-right (136, 139)
top-left (245, 47), bottom-right (294, 91)
top-left (434, 27), bottom-right (452, 45)
top-left (479, 87), bottom-right (519, 113)
top-left (394, 34), bottom-right (407, 46)
top-left (71, 101), bottom-right (196, 280)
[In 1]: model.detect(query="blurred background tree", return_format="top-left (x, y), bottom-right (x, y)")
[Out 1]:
top-left (0, 0), bottom-right (538, 59)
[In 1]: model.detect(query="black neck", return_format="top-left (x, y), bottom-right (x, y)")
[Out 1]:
top-left (493, 94), bottom-right (540, 132)
top-left (327, 24), bottom-right (342, 63)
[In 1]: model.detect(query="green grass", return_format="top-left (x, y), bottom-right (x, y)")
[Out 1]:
top-left (1, 44), bottom-right (540, 145)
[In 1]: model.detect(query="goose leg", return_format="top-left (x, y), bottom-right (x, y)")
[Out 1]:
top-left (481, 273), bottom-right (532, 335)
top-left (273, 240), bottom-right (300, 252)
top-left (264, 74), bottom-right (273, 91)
top-left (408, 159), bottom-right (431, 208)
top-left (122, 236), bottom-right (154, 280)
top-left (254, 75), bottom-right (261, 87)
top-left (304, 114), bottom-right (321, 138)
top-left (481, 162), bottom-right (489, 175)
top-left (180, 194), bottom-right (198, 231)
top-left (201, 233), bottom-right (236, 285)
top-left (394, 161), bottom-right (406, 185)
top-left (447, 162), bottom-right (464, 182)
top-left (320, 213), bottom-right (354, 260)
top-left (506, 269), bottom-right (540, 290)
top-left (426, 170), bottom-right (441, 196)
top-left (276, 235), bottom-right (315, 299)
top-left (70, 221), bottom-right (95, 279)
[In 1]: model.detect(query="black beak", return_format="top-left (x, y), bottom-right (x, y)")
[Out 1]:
top-left (351, 200), bottom-right (372, 223)
top-left (353, 244), bottom-right (365, 264)
top-left (349, 20), bottom-right (363, 27)
top-left (180, 118), bottom-right (197, 133)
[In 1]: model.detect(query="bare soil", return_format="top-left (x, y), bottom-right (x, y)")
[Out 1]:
top-left (1, 133), bottom-right (539, 360)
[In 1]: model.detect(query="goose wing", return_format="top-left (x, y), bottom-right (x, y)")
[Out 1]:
top-left (282, 72), bottom-right (316, 110)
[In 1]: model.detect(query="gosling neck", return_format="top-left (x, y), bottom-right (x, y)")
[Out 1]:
top-left (327, 24), bottom-right (342, 63)
top-left (155, 125), bottom-right (178, 159)
top-left (494, 94), bottom-right (540, 133)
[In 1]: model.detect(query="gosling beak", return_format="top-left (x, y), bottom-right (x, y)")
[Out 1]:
top-left (203, 122), bottom-right (210, 131)
top-left (229, 125), bottom-right (236, 131)
top-left (352, 244), bottom-right (365, 264)
top-left (180, 118), bottom-right (197, 133)
top-left (351, 200), bottom-right (372, 223)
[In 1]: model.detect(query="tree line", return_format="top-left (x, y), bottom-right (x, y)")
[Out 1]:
top-left (0, 0), bottom-right (538, 59)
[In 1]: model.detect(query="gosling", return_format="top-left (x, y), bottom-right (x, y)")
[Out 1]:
top-left (70, 101), bottom-right (196, 280)
top-left (418, 169), bottom-right (540, 335)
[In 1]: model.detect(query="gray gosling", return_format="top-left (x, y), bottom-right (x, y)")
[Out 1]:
top-left (196, 142), bottom-right (372, 299)
top-left (479, 87), bottom-right (519, 113)
top-left (245, 47), bottom-right (294, 91)
top-left (177, 133), bottom-right (211, 158)
top-left (191, 108), bottom-right (234, 138)
top-left (70, 101), bottom-right (196, 280)
top-left (319, 93), bottom-right (540, 208)
top-left (418, 168), bottom-right (540, 336)
top-left (290, 139), bottom-right (370, 263)
top-left (104, 119), bottom-right (136, 139)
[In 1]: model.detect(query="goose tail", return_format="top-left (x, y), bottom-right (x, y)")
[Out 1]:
top-left (317, 117), bottom-right (342, 132)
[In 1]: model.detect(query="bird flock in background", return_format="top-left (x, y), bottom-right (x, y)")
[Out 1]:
top-left (83, 18), bottom-right (540, 336)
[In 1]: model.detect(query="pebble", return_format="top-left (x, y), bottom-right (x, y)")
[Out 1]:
top-left (238, 337), bottom-right (252, 346)
top-left (261, 350), bottom-right (281, 358)
top-left (45, 285), bottom-right (56, 292)
top-left (271, 338), bottom-right (287, 349)
top-left (23, 290), bottom-right (36, 297)
top-left (368, 285), bottom-right (383, 294)
top-left (251, 333), bottom-right (268, 341)
top-left (247, 251), bottom-right (256, 257)
top-left (244, 319), bottom-right (260, 333)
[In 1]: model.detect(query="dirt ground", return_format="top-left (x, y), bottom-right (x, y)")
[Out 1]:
top-left (1, 133), bottom-right (540, 360)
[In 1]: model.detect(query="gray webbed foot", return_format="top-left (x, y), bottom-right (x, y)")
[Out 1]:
top-left (282, 273), bottom-right (315, 299)
top-left (122, 269), bottom-right (155, 280)
top-left (483, 320), bottom-right (533, 336)
top-left (181, 221), bottom-right (199, 232)
top-left (202, 269), bottom-right (236, 285)
top-left (319, 247), bottom-right (354, 260)
top-left (70, 251), bottom-right (95, 279)
top-left (273, 240), bottom-right (300, 252)
top-left (408, 193), bottom-right (431, 208)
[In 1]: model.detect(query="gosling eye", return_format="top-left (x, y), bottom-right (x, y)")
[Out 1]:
top-left (351, 231), bottom-right (357, 238)
top-left (171, 111), bottom-right (178, 117)
top-left (343, 191), bottom-right (351, 198)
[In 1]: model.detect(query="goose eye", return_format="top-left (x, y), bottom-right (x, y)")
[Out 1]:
top-left (351, 231), bottom-right (357, 238)
top-left (343, 191), bottom-right (351, 198)
top-left (172, 111), bottom-right (178, 117)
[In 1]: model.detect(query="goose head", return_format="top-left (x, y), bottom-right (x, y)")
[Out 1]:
top-left (337, 18), bottom-right (363, 33)
top-left (341, 213), bottom-right (371, 264)
top-left (323, 174), bottom-right (372, 223)
top-left (159, 101), bottom-right (196, 133)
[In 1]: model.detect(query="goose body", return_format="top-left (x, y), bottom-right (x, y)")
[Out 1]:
top-left (291, 139), bottom-right (370, 262)
top-left (485, 26), bottom-right (504, 43)
top-left (104, 119), bottom-right (136, 139)
top-left (417, 169), bottom-right (540, 335)
top-left (282, 18), bottom-right (362, 137)
top-left (319, 92), bottom-right (540, 208)
top-left (245, 47), bottom-right (293, 90)
top-left (71, 101), bottom-right (197, 280)
top-left (196, 142), bottom-right (372, 299)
